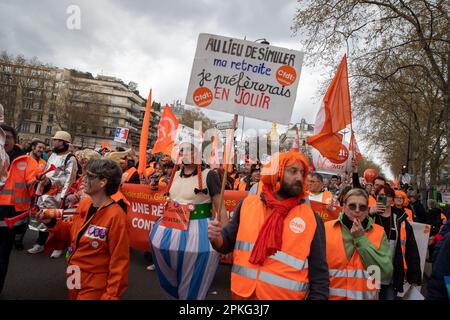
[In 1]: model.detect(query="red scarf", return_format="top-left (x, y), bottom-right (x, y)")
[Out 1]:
top-left (248, 184), bottom-right (301, 265)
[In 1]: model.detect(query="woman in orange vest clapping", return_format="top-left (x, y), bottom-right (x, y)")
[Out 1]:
top-left (325, 188), bottom-right (393, 300)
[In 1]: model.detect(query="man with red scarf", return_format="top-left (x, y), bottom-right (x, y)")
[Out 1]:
top-left (208, 150), bottom-right (329, 300)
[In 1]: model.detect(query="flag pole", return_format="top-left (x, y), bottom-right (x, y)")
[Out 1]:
top-left (216, 114), bottom-right (238, 223)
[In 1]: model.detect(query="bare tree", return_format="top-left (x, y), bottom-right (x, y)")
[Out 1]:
top-left (293, 0), bottom-right (449, 187)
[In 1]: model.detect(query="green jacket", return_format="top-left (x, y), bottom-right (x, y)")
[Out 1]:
top-left (333, 213), bottom-right (393, 282)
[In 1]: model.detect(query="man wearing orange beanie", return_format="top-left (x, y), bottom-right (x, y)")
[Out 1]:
top-left (208, 150), bottom-right (329, 300)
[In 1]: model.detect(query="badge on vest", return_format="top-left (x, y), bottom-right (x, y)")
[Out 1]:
top-left (85, 225), bottom-right (108, 241)
top-left (16, 161), bottom-right (27, 171)
top-left (289, 217), bottom-right (306, 234)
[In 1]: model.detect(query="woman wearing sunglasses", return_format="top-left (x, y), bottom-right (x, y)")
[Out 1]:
top-left (371, 185), bottom-right (422, 300)
top-left (37, 159), bottom-right (129, 300)
top-left (325, 188), bottom-right (393, 300)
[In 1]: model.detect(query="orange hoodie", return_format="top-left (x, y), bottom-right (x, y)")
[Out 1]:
top-left (48, 197), bottom-right (129, 300)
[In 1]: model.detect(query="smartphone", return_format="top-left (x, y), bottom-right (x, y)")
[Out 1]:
top-left (377, 195), bottom-right (387, 206)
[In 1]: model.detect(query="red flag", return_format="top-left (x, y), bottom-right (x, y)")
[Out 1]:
top-left (137, 89), bottom-right (152, 176)
top-left (152, 104), bottom-right (179, 155)
top-left (292, 126), bottom-right (300, 152)
top-left (307, 55), bottom-right (352, 163)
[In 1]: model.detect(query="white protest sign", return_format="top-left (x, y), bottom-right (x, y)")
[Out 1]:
top-left (114, 127), bottom-right (129, 144)
top-left (186, 33), bottom-right (304, 124)
top-left (174, 124), bottom-right (203, 150)
top-left (398, 221), bottom-right (431, 298)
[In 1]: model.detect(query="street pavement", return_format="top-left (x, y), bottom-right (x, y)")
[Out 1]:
top-left (1, 230), bottom-right (232, 300)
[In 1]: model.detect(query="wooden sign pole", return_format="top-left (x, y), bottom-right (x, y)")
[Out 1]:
top-left (216, 114), bottom-right (238, 223)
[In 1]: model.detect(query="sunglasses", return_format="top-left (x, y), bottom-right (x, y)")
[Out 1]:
top-left (347, 203), bottom-right (368, 211)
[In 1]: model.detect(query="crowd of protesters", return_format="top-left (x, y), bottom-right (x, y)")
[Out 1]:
top-left (1, 118), bottom-right (450, 300)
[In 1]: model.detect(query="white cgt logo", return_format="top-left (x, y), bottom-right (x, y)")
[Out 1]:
top-left (289, 217), bottom-right (306, 234)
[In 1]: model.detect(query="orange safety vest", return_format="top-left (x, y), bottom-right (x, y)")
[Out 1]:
top-left (0, 155), bottom-right (38, 212)
top-left (111, 190), bottom-right (130, 206)
top-left (325, 220), bottom-right (384, 300)
top-left (122, 167), bottom-right (137, 183)
top-left (231, 195), bottom-right (317, 300)
top-left (233, 177), bottom-right (241, 190)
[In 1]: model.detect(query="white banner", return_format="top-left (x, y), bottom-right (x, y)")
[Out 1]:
top-left (398, 221), bottom-right (431, 298)
top-left (186, 33), bottom-right (304, 124)
top-left (114, 127), bottom-right (129, 144)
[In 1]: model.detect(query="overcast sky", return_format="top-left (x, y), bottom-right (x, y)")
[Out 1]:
top-left (0, 0), bottom-right (392, 178)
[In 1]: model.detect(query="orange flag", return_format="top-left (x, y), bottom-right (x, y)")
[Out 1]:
top-left (152, 104), bottom-right (179, 156)
top-left (101, 140), bottom-right (111, 151)
top-left (137, 89), bottom-right (152, 176)
top-left (307, 55), bottom-right (352, 163)
top-left (222, 128), bottom-right (234, 172)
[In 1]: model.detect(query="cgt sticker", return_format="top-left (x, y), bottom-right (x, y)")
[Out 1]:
top-left (85, 225), bottom-right (108, 242)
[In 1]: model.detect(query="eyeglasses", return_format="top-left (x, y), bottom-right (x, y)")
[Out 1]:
top-left (347, 203), bottom-right (368, 211)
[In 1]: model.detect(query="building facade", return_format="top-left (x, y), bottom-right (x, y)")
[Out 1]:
top-left (0, 59), bottom-right (159, 150)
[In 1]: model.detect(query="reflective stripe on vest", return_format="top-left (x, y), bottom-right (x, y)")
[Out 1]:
top-left (329, 288), bottom-right (378, 300)
top-left (15, 197), bottom-right (32, 203)
top-left (259, 271), bottom-right (309, 293)
top-left (232, 264), bottom-right (258, 279)
top-left (0, 189), bottom-right (14, 195)
top-left (235, 240), bottom-right (309, 270)
top-left (232, 265), bottom-right (309, 293)
top-left (329, 269), bottom-right (370, 279)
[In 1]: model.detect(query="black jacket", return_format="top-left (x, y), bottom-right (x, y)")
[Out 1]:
top-left (427, 232), bottom-right (450, 300)
top-left (373, 207), bottom-right (422, 292)
top-left (409, 200), bottom-right (427, 224)
top-left (7, 144), bottom-right (26, 163)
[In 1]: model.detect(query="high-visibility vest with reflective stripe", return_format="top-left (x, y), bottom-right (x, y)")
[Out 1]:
top-left (0, 155), bottom-right (37, 211)
top-left (122, 167), bottom-right (137, 183)
top-left (231, 195), bottom-right (317, 300)
top-left (325, 220), bottom-right (384, 300)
